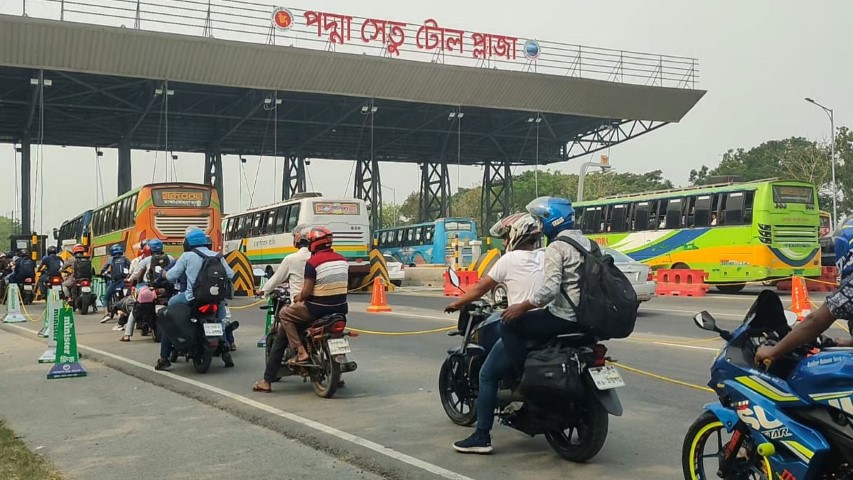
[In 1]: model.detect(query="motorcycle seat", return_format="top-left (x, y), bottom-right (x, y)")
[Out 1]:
top-left (311, 314), bottom-right (346, 328)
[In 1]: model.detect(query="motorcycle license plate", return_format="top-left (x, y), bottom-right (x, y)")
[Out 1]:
top-left (327, 338), bottom-right (351, 355)
top-left (588, 366), bottom-right (625, 390)
top-left (23, 285), bottom-right (33, 291)
top-left (203, 323), bottom-right (223, 337)
top-left (81, 287), bottom-right (92, 293)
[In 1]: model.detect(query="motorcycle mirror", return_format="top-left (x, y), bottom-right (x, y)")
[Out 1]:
top-left (783, 310), bottom-right (799, 327)
top-left (252, 268), bottom-right (266, 278)
top-left (446, 268), bottom-right (461, 289)
top-left (693, 311), bottom-right (718, 332)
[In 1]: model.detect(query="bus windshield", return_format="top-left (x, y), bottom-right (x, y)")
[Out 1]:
top-left (772, 185), bottom-right (814, 205)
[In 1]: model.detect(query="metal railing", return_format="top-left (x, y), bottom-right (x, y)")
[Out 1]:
top-left (9, 0), bottom-right (699, 89)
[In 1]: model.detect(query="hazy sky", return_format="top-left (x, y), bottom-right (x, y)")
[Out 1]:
top-left (0, 0), bottom-right (850, 234)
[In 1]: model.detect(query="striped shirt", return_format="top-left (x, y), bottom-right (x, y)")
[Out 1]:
top-left (304, 249), bottom-right (349, 317)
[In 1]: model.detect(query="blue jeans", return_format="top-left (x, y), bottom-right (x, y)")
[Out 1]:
top-left (103, 279), bottom-right (124, 308)
top-left (477, 338), bottom-right (512, 432)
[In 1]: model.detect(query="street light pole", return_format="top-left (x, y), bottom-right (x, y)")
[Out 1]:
top-left (577, 156), bottom-right (611, 202)
top-left (805, 97), bottom-right (837, 226)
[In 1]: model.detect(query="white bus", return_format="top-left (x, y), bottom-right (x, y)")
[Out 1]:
top-left (222, 193), bottom-right (371, 286)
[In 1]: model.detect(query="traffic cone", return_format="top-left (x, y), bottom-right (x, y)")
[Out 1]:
top-left (790, 276), bottom-right (812, 321)
top-left (366, 277), bottom-right (392, 313)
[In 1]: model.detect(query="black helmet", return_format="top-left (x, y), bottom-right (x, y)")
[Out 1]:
top-left (18, 248), bottom-right (28, 257)
top-left (47, 246), bottom-right (57, 255)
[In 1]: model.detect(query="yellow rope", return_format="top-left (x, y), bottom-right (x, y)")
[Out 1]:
top-left (227, 299), bottom-right (265, 310)
top-left (347, 325), bottom-right (456, 336)
top-left (613, 361), bottom-right (714, 393)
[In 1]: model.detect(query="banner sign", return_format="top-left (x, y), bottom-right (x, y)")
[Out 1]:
top-left (47, 306), bottom-right (87, 379)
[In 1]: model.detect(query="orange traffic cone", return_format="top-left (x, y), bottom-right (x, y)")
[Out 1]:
top-left (366, 277), bottom-right (392, 313)
top-left (790, 276), bottom-right (812, 321)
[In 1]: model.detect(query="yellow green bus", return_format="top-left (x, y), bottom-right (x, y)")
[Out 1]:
top-left (574, 179), bottom-right (820, 293)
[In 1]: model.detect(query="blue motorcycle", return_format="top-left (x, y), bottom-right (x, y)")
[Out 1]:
top-left (683, 290), bottom-right (853, 479)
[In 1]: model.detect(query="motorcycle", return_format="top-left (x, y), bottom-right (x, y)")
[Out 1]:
top-left (262, 286), bottom-right (358, 399)
top-left (161, 302), bottom-right (236, 374)
top-left (134, 281), bottom-right (175, 342)
top-left (20, 276), bottom-right (35, 305)
top-left (439, 269), bottom-right (624, 462)
top-left (682, 290), bottom-right (853, 479)
top-left (69, 277), bottom-right (97, 315)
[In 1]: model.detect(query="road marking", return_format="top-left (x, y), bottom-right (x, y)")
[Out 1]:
top-left (3, 323), bottom-right (476, 480)
top-left (642, 307), bottom-right (743, 319)
top-left (649, 342), bottom-right (719, 352)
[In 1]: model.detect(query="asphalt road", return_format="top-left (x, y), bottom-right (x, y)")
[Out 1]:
top-left (4, 290), bottom-right (846, 480)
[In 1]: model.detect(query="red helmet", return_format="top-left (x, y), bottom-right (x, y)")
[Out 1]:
top-left (307, 226), bottom-right (333, 253)
top-left (72, 244), bottom-right (86, 255)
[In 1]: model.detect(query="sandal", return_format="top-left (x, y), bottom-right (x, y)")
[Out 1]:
top-left (252, 381), bottom-right (272, 393)
top-left (120, 336), bottom-right (131, 342)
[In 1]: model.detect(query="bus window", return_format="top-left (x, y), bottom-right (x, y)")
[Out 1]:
top-left (425, 225), bottom-right (435, 242)
top-left (744, 191), bottom-right (755, 225)
top-left (694, 196), bottom-right (711, 227)
top-left (633, 202), bottom-right (650, 231)
top-left (274, 206), bottom-right (286, 234)
top-left (238, 215), bottom-right (251, 238)
top-left (415, 227), bottom-right (423, 243)
top-left (610, 205), bottom-right (627, 232)
top-left (655, 199), bottom-right (669, 229)
top-left (266, 209), bottom-right (277, 234)
top-left (590, 207), bottom-right (603, 233)
top-left (665, 198), bottom-right (683, 229)
top-left (286, 204), bottom-right (300, 232)
top-left (724, 192), bottom-right (745, 225)
top-left (395, 229), bottom-right (403, 246)
top-left (575, 208), bottom-right (585, 230)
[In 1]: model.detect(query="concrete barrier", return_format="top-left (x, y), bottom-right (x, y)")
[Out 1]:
top-left (401, 265), bottom-right (446, 287)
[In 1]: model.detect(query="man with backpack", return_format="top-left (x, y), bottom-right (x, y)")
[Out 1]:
top-left (36, 246), bottom-right (64, 299)
top-left (501, 196), bottom-right (637, 367)
top-left (155, 227), bottom-right (233, 371)
top-left (8, 249), bottom-right (36, 286)
top-left (131, 239), bottom-right (173, 289)
top-left (99, 245), bottom-right (131, 321)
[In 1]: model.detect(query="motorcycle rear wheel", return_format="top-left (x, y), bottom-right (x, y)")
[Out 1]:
top-left (80, 295), bottom-right (90, 315)
top-left (682, 411), bottom-right (768, 480)
top-left (192, 345), bottom-right (213, 374)
top-left (438, 355), bottom-right (477, 426)
top-left (544, 396), bottom-right (609, 463)
top-left (312, 343), bottom-right (341, 399)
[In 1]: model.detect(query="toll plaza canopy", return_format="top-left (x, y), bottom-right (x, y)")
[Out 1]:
top-left (0, 0), bottom-right (705, 230)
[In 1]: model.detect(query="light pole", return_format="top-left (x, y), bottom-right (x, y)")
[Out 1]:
top-left (381, 185), bottom-right (397, 226)
top-left (577, 156), bottom-right (611, 202)
top-left (805, 97), bottom-right (837, 226)
top-left (527, 113), bottom-right (542, 196)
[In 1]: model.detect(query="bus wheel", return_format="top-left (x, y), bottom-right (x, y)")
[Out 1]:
top-left (715, 283), bottom-right (746, 294)
top-left (670, 263), bottom-right (690, 270)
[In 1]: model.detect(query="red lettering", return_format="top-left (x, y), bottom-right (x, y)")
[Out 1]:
top-left (472, 32), bottom-right (518, 60)
top-left (361, 18), bottom-right (407, 56)
top-left (416, 19), bottom-right (465, 53)
top-left (305, 11), bottom-right (352, 45)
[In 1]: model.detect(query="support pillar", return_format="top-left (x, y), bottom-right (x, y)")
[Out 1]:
top-left (117, 139), bottom-right (132, 195)
top-left (204, 148), bottom-right (224, 210)
top-left (281, 155), bottom-right (306, 200)
top-left (20, 135), bottom-right (31, 236)
top-left (480, 158), bottom-right (512, 231)
top-left (354, 156), bottom-right (382, 231)
top-left (419, 161), bottom-right (450, 223)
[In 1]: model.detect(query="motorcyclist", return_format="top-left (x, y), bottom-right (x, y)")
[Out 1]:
top-left (7, 249), bottom-right (35, 285)
top-left (252, 225), bottom-right (313, 393)
top-left (36, 246), bottom-right (64, 299)
top-left (0, 252), bottom-right (12, 301)
top-left (99, 244), bottom-right (131, 322)
top-left (122, 239), bottom-right (174, 342)
top-left (155, 227), bottom-right (234, 371)
top-left (500, 197), bottom-right (592, 367)
top-left (280, 226), bottom-right (348, 365)
top-left (128, 241), bottom-right (151, 286)
top-left (445, 213), bottom-right (546, 454)
top-left (757, 215), bottom-right (853, 363)
top-left (62, 244), bottom-right (96, 306)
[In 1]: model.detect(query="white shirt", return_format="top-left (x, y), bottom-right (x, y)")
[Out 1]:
top-left (262, 248), bottom-right (312, 295)
top-left (487, 249), bottom-right (545, 305)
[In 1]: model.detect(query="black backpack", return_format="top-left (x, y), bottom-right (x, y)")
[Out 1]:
top-left (192, 249), bottom-right (228, 305)
top-left (147, 253), bottom-right (171, 283)
top-left (111, 257), bottom-right (129, 281)
top-left (554, 237), bottom-right (638, 340)
top-left (18, 257), bottom-right (36, 278)
top-left (157, 303), bottom-right (197, 353)
top-left (73, 258), bottom-right (93, 280)
top-left (42, 255), bottom-right (62, 276)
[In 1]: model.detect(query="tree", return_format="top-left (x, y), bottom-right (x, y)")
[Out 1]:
top-left (0, 216), bottom-right (21, 250)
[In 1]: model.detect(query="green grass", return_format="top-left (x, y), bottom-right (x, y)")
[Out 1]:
top-left (0, 420), bottom-right (64, 480)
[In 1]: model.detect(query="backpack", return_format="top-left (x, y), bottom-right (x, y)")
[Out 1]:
top-left (147, 253), bottom-right (170, 284)
top-left (554, 237), bottom-right (638, 340)
top-left (520, 344), bottom-right (585, 403)
top-left (192, 249), bottom-right (228, 305)
top-left (42, 255), bottom-right (62, 276)
top-left (111, 257), bottom-right (129, 281)
top-left (157, 303), bottom-right (197, 353)
top-left (73, 258), bottom-right (93, 280)
top-left (18, 257), bottom-right (36, 278)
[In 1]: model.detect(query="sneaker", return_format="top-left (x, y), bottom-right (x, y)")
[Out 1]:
top-left (99, 315), bottom-right (112, 324)
top-left (222, 351), bottom-right (235, 368)
top-left (453, 430), bottom-right (493, 454)
top-left (154, 358), bottom-right (172, 371)
top-left (112, 324), bottom-right (124, 331)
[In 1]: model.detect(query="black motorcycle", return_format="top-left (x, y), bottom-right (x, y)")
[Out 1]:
top-left (439, 270), bottom-right (625, 462)
top-left (159, 302), bottom-right (236, 373)
top-left (261, 286), bottom-right (358, 399)
top-left (19, 276), bottom-right (36, 305)
top-left (69, 276), bottom-right (97, 315)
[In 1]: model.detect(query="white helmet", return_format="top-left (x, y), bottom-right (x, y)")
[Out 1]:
top-left (490, 213), bottom-right (542, 251)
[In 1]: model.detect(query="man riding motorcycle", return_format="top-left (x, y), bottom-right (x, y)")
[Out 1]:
top-left (0, 252), bottom-right (12, 301)
top-left (155, 228), bottom-right (234, 371)
top-left (121, 239), bottom-right (174, 342)
top-left (253, 225), bottom-right (312, 393)
top-left (757, 214), bottom-right (853, 364)
top-left (446, 213), bottom-right (545, 454)
top-left (500, 196), bottom-right (592, 368)
top-left (7, 249), bottom-right (36, 292)
top-left (36, 246), bottom-right (64, 299)
top-left (100, 244), bottom-right (131, 321)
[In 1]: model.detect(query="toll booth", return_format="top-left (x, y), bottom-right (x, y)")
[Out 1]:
top-left (9, 234), bottom-right (48, 259)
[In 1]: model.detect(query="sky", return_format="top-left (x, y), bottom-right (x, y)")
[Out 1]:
top-left (0, 0), bottom-right (850, 234)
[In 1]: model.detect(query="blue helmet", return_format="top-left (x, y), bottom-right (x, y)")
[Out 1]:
top-left (834, 216), bottom-right (853, 280)
top-left (526, 196), bottom-right (575, 240)
top-left (110, 244), bottom-right (123, 257)
top-left (185, 228), bottom-right (208, 248)
top-left (148, 239), bottom-right (164, 254)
